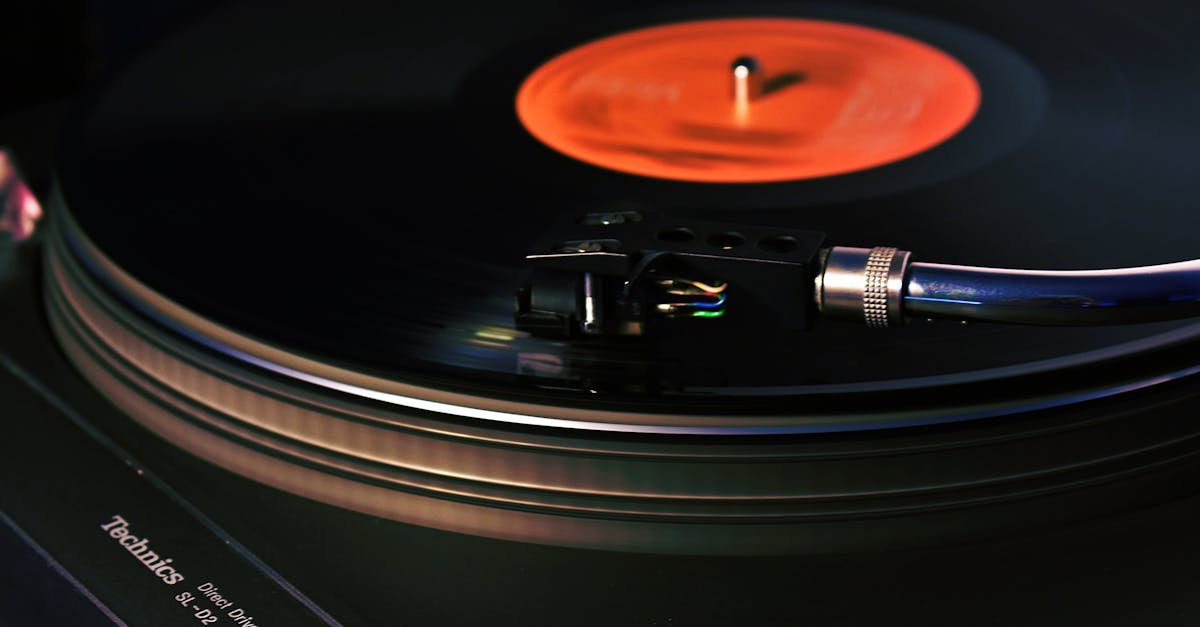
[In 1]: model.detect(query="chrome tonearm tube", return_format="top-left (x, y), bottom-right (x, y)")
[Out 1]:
top-left (516, 210), bottom-right (1200, 337)
top-left (816, 246), bottom-right (1200, 327)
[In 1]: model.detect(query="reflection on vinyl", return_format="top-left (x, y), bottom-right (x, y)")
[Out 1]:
top-left (43, 0), bottom-right (1200, 554)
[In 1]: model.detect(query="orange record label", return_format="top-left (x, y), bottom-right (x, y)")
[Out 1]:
top-left (516, 17), bottom-right (981, 183)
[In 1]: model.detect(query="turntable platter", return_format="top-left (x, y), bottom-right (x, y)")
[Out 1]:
top-left (36, 0), bottom-right (1200, 557)
top-left (54, 0), bottom-right (1200, 408)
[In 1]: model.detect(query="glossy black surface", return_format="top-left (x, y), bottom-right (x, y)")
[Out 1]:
top-left (5, 240), bottom-right (1200, 625)
top-left (58, 0), bottom-right (1200, 400)
top-left (11, 3), bottom-right (1200, 623)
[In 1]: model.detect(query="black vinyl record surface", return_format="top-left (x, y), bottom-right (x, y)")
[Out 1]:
top-left (22, 2), bottom-right (1200, 621)
top-left (57, 0), bottom-right (1200, 423)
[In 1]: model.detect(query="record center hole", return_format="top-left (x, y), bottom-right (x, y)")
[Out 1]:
top-left (758, 235), bottom-right (799, 254)
top-left (707, 231), bottom-right (745, 250)
top-left (657, 227), bottom-right (695, 242)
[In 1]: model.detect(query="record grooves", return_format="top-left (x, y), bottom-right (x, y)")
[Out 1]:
top-left (44, 198), bottom-right (1200, 553)
top-left (35, 0), bottom-right (1200, 558)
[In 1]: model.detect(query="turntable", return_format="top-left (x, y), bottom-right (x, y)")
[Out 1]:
top-left (3, 0), bottom-right (1200, 624)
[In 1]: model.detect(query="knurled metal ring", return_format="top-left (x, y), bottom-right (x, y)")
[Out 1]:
top-left (864, 247), bottom-right (897, 327)
top-left (815, 245), bottom-right (912, 327)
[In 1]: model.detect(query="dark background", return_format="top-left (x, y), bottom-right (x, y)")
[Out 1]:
top-left (2, 1), bottom-right (218, 188)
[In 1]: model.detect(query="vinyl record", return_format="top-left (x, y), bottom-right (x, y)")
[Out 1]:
top-left (55, 0), bottom-right (1200, 420)
top-left (38, 0), bottom-right (1200, 557)
top-left (58, 0), bottom-right (1200, 422)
